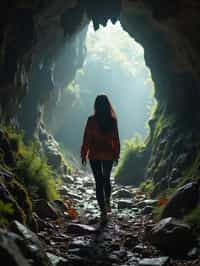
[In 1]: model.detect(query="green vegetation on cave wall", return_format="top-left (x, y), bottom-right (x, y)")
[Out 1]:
top-left (114, 91), bottom-right (200, 198)
top-left (141, 97), bottom-right (200, 198)
top-left (0, 124), bottom-right (62, 226)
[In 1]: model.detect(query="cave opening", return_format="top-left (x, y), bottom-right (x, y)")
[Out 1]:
top-left (50, 20), bottom-right (156, 163)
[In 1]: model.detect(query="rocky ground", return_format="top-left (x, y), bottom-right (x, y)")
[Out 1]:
top-left (30, 169), bottom-right (200, 266)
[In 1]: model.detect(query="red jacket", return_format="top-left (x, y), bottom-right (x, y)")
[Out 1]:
top-left (81, 115), bottom-right (120, 160)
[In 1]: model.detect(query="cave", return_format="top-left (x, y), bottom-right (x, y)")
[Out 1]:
top-left (1, 0), bottom-right (199, 191)
top-left (1, 1), bottom-right (200, 264)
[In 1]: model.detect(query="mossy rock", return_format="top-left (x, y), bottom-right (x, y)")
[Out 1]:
top-left (6, 179), bottom-right (32, 224)
top-left (0, 183), bottom-right (26, 225)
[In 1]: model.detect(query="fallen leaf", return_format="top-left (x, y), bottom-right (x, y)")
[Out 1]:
top-left (157, 198), bottom-right (168, 207)
top-left (67, 208), bottom-right (79, 219)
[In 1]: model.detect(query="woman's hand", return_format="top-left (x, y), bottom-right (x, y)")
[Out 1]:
top-left (82, 158), bottom-right (87, 166)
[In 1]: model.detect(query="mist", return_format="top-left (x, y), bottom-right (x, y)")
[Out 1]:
top-left (47, 21), bottom-right (156, 157)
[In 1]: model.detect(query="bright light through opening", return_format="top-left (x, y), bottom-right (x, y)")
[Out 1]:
top-left (79, 21), bottom-right (156, 141)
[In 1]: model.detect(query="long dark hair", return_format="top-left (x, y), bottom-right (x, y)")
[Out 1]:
top-left (94, 94), bottom-right (117, 133)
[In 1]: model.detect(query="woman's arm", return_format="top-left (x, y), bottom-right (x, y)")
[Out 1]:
top-left (112, 119), bottom-right (120, 160)
top-left (81, 118), bottom-right (91, 161)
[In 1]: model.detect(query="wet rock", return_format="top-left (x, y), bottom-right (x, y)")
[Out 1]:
top-left (49, 153), bottom-right (62, 170)
top-left (83, 177), bottom-right (94, 187)
top-left (134, 244), bottom-right (147, 253)
top-left (118, 199), bottom-right (133, 209)
top-left (69, 238), bottom-right (90, 249)
top-left (66, 254), bottom-right (88, 266)
top-left (59, 185), bottom-right (70, 195)
top-left (108, 253), bottom-right (119, 262)
top-left (127, 257), bottom-right (140, 265)
top-left (10, 220), bottom-right (53, 265)
top-left (46, 253), bottom-right (68, 266)
top-left (148, 217), bottom-right (195, 256)
top-left (187, 247), bottom-right (198, 258)
top-left (141, 206), bottom-right (154, 215)
top-left (111, 249), bottom-right (127, 259)
top-left (66, 192), bottom-right (83, 201)
top-left (0, 229), bottom-right (30, 266)
top-left (113, 189), bottom-right (133, 199)
top-left (68, 245), bottom-right (94, 258)
top-left (62, 175), bottom-right (74, 184)
top-left (136, 200), bottom-right (158, 209)
top-left (34, 199), bottom-right (59, 219)
top-left (68, 248), bottom-right (82, 256)
top-left (139, 257), bottom-right (169, 266)
top-left (124, 234), bottom-right (138, 248)
top-left (161, 182), bottom-right (199, 218)
top-left (67, 223), bottom-right (96, 235)
top-left (51, 200), bottom-right (68, 215)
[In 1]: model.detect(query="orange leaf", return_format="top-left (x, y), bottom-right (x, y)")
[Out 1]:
top-left (67, 208), bottom-right (79, 219)
top-left (157, 198), bottom-right (168, 207)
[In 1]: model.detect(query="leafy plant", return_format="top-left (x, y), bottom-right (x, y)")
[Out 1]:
top-left (16, 142), bottom-right (59, 201)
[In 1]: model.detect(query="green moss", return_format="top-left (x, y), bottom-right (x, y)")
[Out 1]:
top-left (140, 179), bottom-right (155, 196)
top-left (16, 142), bottom-right (60, 200)
top-left (6, 179), bottom-right (32, 224)
top-left (115, 135), bottom-right (147, 185)
top-left (0, 200), bottom-right (14, 226)
top-left (0, 124), bottom-right (60, 202)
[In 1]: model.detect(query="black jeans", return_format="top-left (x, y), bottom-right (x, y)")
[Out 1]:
top-left (90, 160), bottom-right (113, 212)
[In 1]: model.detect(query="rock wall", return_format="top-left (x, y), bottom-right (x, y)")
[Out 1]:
top-left (119, 1), bottom-right (200, 195)
top-left (0, 1), bottom-right (87, 134)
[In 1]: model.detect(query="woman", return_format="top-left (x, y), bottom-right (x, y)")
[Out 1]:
top-left (81, 94), bottom-right (120, 224)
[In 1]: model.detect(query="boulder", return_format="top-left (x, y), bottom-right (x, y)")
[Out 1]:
top-left (139, 257), bottom-right (169, 266)
top-left (67, 223), bottom-right (96, 235)
top-left (0, 229), bottom-right (30, 266)
top-left (148, 217), bottom-right (195, 256)
top-left (136, 199), bottom-right (158, 209)
top-left (46, 253), bottom-right (68, 266)
top-left (10, 221), bottom-right (53, 265)
top-left (113, 189), bottom-right (133, 199)
top-left (161, 182), bottom-right (199, 218)
top-left (34, 199), bottom-right (59, 219)
top-left (62, 175), bottom-right (74, 184)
